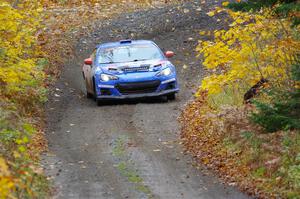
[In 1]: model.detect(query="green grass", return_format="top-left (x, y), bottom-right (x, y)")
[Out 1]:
top-left (112, 136), bottom-right (153, 198)
top-left (112, 137), bottom-right (126, 157)
top-left (207, 85), bottom-right (248, 109)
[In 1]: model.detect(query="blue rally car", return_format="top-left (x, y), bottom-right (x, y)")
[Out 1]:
top-left (82, 40), bottom-right (179, 105)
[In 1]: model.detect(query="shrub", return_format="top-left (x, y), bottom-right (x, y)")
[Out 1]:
top-left (183, 2), bottom-right (300, 197)
top-left (250, 61), bottom-right (300, 132)
top-left (0, 1), bottom-right (49, 198)
top-left (197, 6), bottom-right (300, 107)
top-left (228, 0), bottom-right (300, 26)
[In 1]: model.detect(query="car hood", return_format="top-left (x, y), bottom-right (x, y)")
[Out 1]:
top-left (96, 59), bottom-right (170, 75)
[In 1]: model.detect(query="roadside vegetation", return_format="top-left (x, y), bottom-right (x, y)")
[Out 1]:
top-left (2, 0), bottom-right (298, 198)
top-left (0, 0), bottom-right (184, 198)
top-left (181, 0), bottom-right (300, 198)
top-left (0, 1), bottom-right (49, 198)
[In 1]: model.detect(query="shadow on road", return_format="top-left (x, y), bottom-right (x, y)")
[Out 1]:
top-left (90, 97), bottom-right (177, 106)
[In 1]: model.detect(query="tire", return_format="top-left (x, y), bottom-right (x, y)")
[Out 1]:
top-left (167, 93), bottom-right (176, 101)
top-left (93, 78), bottom-right (97, 102)
top-left (85, 79), bottom-right (94, 99)
top-left (86, 91), bottom-right (94, 99)
top-left (160, 95), bottom-right (168, 102)
top-left (96, 99), bottom-right (102, 106)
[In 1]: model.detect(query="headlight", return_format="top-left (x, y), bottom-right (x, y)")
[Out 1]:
top-left (100, 74), bottom-right (118, 82)
top-left (157, 67), bottom-right (172, 76)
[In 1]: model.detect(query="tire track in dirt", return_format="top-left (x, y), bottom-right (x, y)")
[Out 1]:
top-left (43, 1), bottom-right (251, 198)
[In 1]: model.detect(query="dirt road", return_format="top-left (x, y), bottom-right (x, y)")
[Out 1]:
top-left (43, 1), bottom-right (251, 198)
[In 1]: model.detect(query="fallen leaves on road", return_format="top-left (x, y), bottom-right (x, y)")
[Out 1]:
top-left (41, 0), bottom-right (186, 78)
top-left (180, 91), bottom-right (300, 198)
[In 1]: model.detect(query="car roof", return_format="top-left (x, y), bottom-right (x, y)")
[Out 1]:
top-left (96, 40), bottom-right (155, 49)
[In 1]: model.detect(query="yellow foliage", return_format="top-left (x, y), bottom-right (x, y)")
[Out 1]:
top-left (0, 158), bottom-right (14, 199)
top-left (197, 7), bottom-right (300, 99)
top-left (0, 0), bottom-right (45, 105)
top-left (0, 1), bottom-right (48, 198)
top-left (222, 1), bottom-right (229, 7)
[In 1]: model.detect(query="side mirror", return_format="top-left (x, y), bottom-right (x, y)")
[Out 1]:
top-left (165, 51), bottom-right (174, 58)
top-left (84, 58), bottom-right (93, 65)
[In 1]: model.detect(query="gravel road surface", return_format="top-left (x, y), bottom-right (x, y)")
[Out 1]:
top-left (43, 1), bottom-right (251, 199)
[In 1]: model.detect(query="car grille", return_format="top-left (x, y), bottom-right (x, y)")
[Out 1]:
top-left (116, 80), bottom-right (160, 95)
top-left (122, 65), bottom-right (150, 73)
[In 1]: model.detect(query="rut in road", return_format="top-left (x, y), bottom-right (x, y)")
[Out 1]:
top-left (43, 1), bottom-right (251, 199)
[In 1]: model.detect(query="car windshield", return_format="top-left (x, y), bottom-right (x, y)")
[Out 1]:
top-left (98, 44), bottom-right (163, 64)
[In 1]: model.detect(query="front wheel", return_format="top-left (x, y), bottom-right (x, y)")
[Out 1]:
top-left (167, 93), bottom-right (176, 101)
top-left (93, 79), bottom-right (97, 102)
top-left (96, 99), bottom-right (102, 106)
top-left (86, 91), bottom-right (94, 99)
top-left (85, 79), bottom-right (94, 99)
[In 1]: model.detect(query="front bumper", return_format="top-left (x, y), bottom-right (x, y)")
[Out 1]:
top-left (96, 88), bottom-right (179, 99)
top-left (95, 77), bottom-right (179, 100)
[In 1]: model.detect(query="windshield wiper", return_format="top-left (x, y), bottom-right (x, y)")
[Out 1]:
top-left (99, 59), bottom-right (148, 64)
